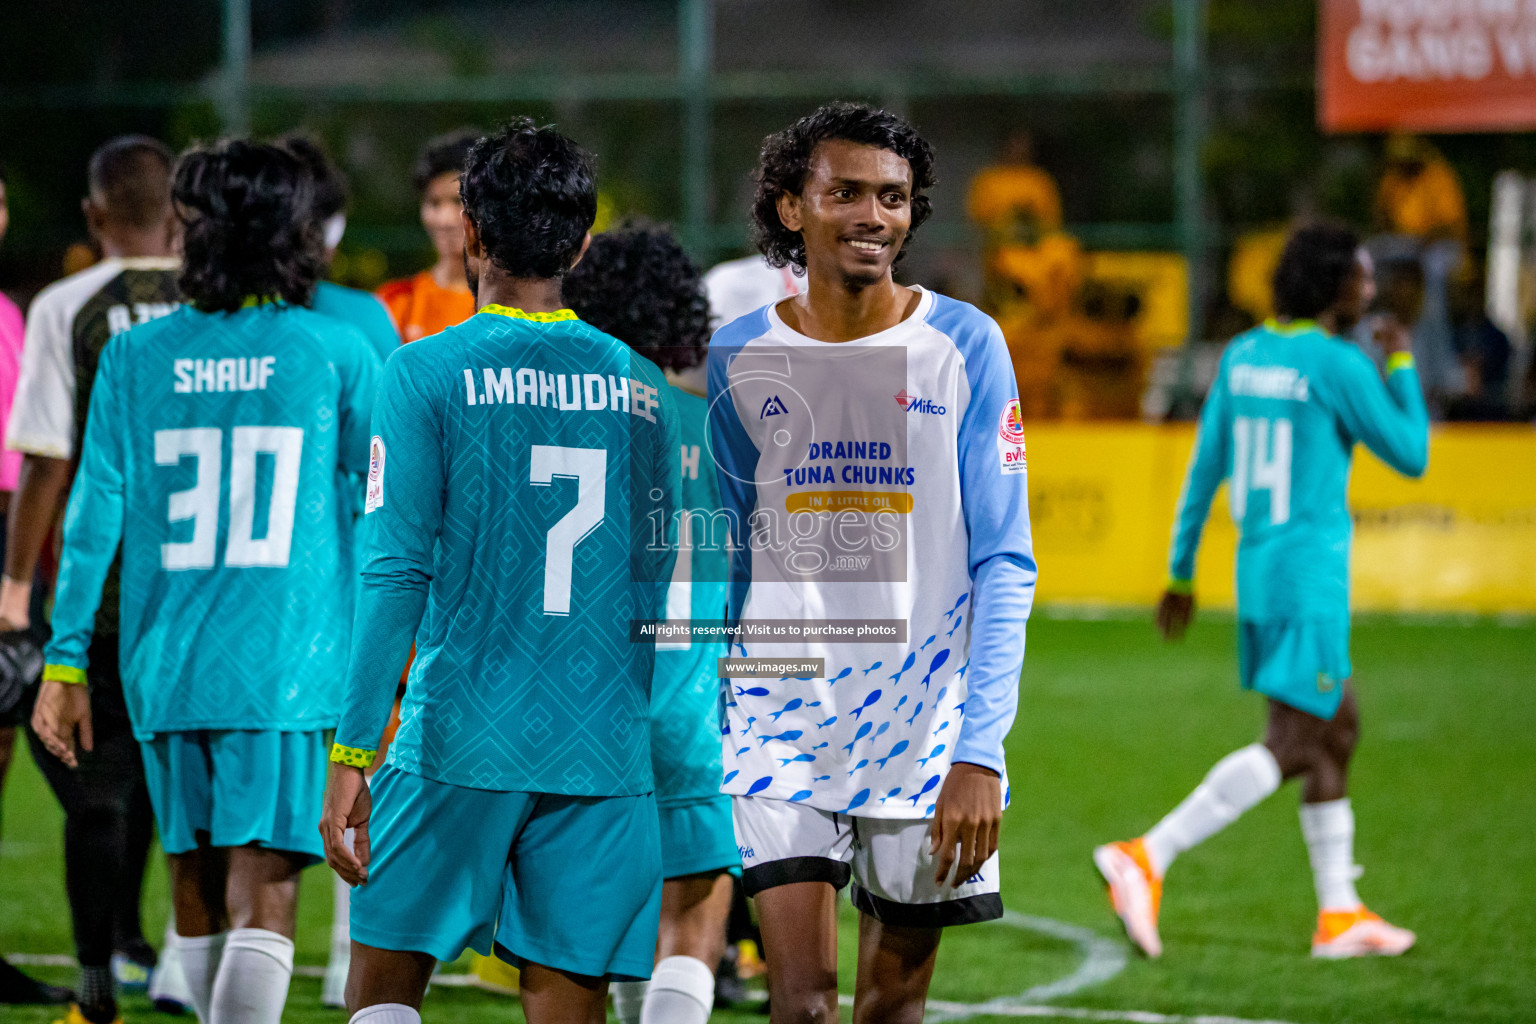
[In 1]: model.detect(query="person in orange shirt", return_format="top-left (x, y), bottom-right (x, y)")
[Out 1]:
top-left (375, 130), bottom-right (480, 342)
top-left (1373, 134), bottom-right (1467, 243)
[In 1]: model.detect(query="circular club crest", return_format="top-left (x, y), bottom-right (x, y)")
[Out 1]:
top-left (998, 398), bottom-right (1026, 446)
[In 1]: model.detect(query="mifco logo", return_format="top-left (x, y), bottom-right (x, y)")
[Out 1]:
top-left (894, 388), bottom-right (946, 415)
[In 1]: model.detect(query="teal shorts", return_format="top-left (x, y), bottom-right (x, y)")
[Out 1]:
top-left (351, 764), bottom-right (662, 981)
top-left (658, 795), bottom-right (741, 879)
top-left (139, 729), bottom-right (326, 863)
top-left (1238, 618), bottom-right (1352, 721)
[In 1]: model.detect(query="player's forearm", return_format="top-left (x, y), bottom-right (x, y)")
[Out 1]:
top-left (41, 477), bottom-right (124, 676)
top-left (2, 455), bottom-right (72, 614)
top-left (1377, 359), bottom-right (1430, 478)
top-left (953, 553), bottom-right (1035, 774)
top-left (332, 571), bottom-right (428, 762)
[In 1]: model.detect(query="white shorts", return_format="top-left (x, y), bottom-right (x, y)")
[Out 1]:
top-left (732, 795), bottom-right (1003, 928)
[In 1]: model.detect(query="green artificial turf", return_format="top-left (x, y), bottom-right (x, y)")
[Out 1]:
top-left (1, 613), bottom-right (1531, 1023)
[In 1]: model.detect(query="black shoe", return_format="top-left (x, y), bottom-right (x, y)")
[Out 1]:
top-left (0, 957), bottom-right (74, 1005)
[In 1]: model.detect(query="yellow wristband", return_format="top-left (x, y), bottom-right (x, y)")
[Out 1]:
top-left (329, 743), bottom-right (377, 769)
top-left (1386, 352), bottom-right (1416, 374)
top-left (42, 664), bottom-right (88, 685)
top-left (1166, 577), bottom-right (1195, 596)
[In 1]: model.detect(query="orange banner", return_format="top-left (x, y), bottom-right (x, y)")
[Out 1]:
top-left (1319, 0), bottom-right (1536, 133)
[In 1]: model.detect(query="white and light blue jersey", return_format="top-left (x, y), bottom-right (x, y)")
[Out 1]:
top-left (42, 303), bottom-right (380, 736)
top-left (332, 307), bottom-right (680, 796)
top-left (705, 287), bottom-right (1036, 819)
top-left (1169, 320), bottom-right (1429, 622)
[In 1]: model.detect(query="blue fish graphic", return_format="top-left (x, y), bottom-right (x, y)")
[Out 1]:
top-left (788, 790), bottom-right (814, 802)
top-left (806, 701), bottom-right (822, 708)
top-left (812, 742), bottom-right (828, 751)
top-left (933, 722), bottom-right (950, 736)
top-left (943, 593), bottom-right (969, 619)
top-left (827, 667), bottom-right (852, 687)
top-left (735, 686), bottom-right (770, 697)
top-left (850, 689), bottom-right (883, 720)
top-left (921, 649), bottom-right (950, 689)
top-left (841, 789), bottom-right (870, 813)
top-left (746, 776), bottom-right (773, 796)
top-left (847, 759), bottom-right (869, 776)
top-left (778, 753), bottom-right (816, 766)
top-left (842, 721), bottom-right (872, 754)
top-left (954, 702), bottom-right (966, 715)
top-left (880, 787), bottom-right (903, 803)
top-left (722, 770), bottom-right (739, 785)
top-left (812, 775), bottom-right (831, 782)
top-left (935, 686), bottom-right (948, 704)
top-left (870, 721), bottom-right (891, 744)
top-left (905, 701), bottom-right (924, 726)
top-left (770, 698), bottom-right (803, 722)
top-left (947, 615), bottom-right (963, 638)
top-left (743, 716), bottom-right (756, 735)
top-left (893, 695), bottom-right (908, 714)
top-left (920, 634), bottom-right (937, 651)
top-left (735, 746), bottom-right (749, 756)
top-left (862, 661), bottom-right (883, 676)
top-left (876, 740), bottom-right (910, 769)
top-left (816, 716), bottom-right (838, 730)
top-left (889, 653), bottom-right (916, 683)
top-left (917, 743), bottom-right (947, 769)
top-left (907, 774), bottom-right (942, 806)
top-left (757, 730), bottom-right (804, 747)
top-left (957, 659), bottom-right (970, 680)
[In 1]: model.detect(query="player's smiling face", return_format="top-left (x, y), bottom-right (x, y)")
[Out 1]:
top-left (779, 139), bottom-right (913, 288)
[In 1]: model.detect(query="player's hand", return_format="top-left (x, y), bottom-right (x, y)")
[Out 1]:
top-left (31, 681), bottom-right (93, 769)
top-left (1156, 590), bottom-right (1195, 641)
top-left (320, 761), bottom-right (373, 885)
top-left (929, 761), bottom-right (1002, 887)
top-left (1374, 314), bottom-right (1413, 356)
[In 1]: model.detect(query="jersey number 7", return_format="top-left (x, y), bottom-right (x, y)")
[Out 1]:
top-left (529, 444), bottom-right (607, 616)
top-left (155, 426), bottom-right (305, 570)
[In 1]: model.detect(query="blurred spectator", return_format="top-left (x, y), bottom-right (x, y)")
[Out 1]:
top-left (704, 253), bottom-right (800, 328)
top-left (967, 130), bottom-right (1063, 243)
top-left (1446, 263), bottom-right (1512, 421)
top-left (376, 129), bottom-right (479, 342)
top-left (1226, 226), bottom-right (1288, 323)
top-left (1373, 133), bottom-right (1467, 242)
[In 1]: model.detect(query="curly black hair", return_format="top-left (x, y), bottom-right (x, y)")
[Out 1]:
top-left (413, 128), bottom-right (481, 193)
top-left (460, 118), bottom-right (595, 281)
top-left (174, 140), bottom-right (325, 313)
top-left (751, 102), bottom-right (936, 271)
top-left (563, 222), bottom-right (712, 373)
top-left (1272, 222), bottom-right (1361, 321)
top-left (276, 132), bottom-right (346, 221)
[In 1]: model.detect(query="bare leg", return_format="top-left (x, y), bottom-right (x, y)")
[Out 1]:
top-left (657, 872), bottom-right (734, 966)
top-left (169, 845), bottom-right (230, 937)
top-left (1263, 688), bottom-right (1358, 802)
top-left (754, 882), bottom-right (840, 1024)
top-left (852, 916), bottom-right (940, 1024)
top-left (346, 943), bottom-right (436, 1013)
top-left (225, 846), bottom-right (305, 938)
top-left (519, 962), bottom-right (608, 1024)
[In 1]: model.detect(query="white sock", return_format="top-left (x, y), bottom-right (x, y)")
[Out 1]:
top-left (642, 955), bottom-right (715, 1024)
top-left (1143, 743), bottom-right (1282, 876)
top-left (1300, 798), bottom-right (1362, 912)
top-left (176, 931), bottom-right (227, 1022)
top-left (612, 979), bottom-right (648, 1024)
top-left (348, 1004), bottom-right (421, 1024)
top-left (208, 928), bottom-right (293, 1024)
top-left (150, 917), bottom-right (193, 1007)
top-left (323, 866), bottom-right (353, 1007)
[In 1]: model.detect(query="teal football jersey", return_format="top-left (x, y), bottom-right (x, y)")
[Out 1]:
top-left (333, 307), bottom-right (681, 796)
top-left (313, 281), bottom-right (401, 363)
top-left (43, 303), bottom-right (381, 737)
top-left (1170, 320), bottom-right (1429, 622)
top-left (649, 387), bottom-right (728, 805)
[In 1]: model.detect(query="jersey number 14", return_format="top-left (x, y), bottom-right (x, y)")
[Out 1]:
top-left (155, 427), bottom-right (304, 570)
top-left (1231, 415), bottom-right (1291, 526)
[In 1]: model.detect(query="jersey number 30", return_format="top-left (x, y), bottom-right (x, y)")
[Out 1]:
top-left (529, 444), bottom-right (607, 616)
top-left (155, 427), bottom-right (305, 570)
top-left (1231, 415), bottom-right (1291, 526)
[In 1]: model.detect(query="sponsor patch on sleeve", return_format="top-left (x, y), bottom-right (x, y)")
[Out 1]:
top-left (996, 398), bottom-right (1027, 475)
top-left (365, 435), bottom-right (386, 512)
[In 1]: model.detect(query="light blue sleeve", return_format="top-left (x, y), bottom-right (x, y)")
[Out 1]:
top-left (942, 305), bottom-right (1037, 776)
top-left (336, 330), bottom-right (383, 477)
top-left (1168, 360), bottom-right (1232, 585)
top-left (332, 345), bottom-right (442, 758)
top-left (704, 317), bottom-right (766, 634)
top-left (1331, 352), bottom-right (1429, 478)
top-left (42, 339), bottom-right (128, 679)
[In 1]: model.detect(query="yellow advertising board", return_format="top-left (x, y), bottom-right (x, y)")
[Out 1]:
top-left (1024, 424), bottom-right (1536, 614)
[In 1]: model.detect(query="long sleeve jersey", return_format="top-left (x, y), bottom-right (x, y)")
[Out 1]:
top-left (706, 288), bottom-right (1037, 818)
top-left (1169, 319), bottom-right (1429, 622)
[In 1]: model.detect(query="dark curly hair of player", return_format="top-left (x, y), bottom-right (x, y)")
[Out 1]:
top-left (276, 133), bottom-right (346, 221)
top-left (174, 140), bottom-right (325, 313)
top-left (414, 128), bottom-right (481, 193)
top-left (460, 118), bottom-right (596, 281)
top-left (750, 101), bottom-right (936, 271)
top-left (1272, 222), bottom-right (1361, 321)
top-left (563, 222), bottom-right (712, 373)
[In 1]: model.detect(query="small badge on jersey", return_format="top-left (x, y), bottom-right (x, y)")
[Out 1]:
top-left (365, 436), bottom-right (386, 513)
top-left (996, 398), bottom-right (1027, 475)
